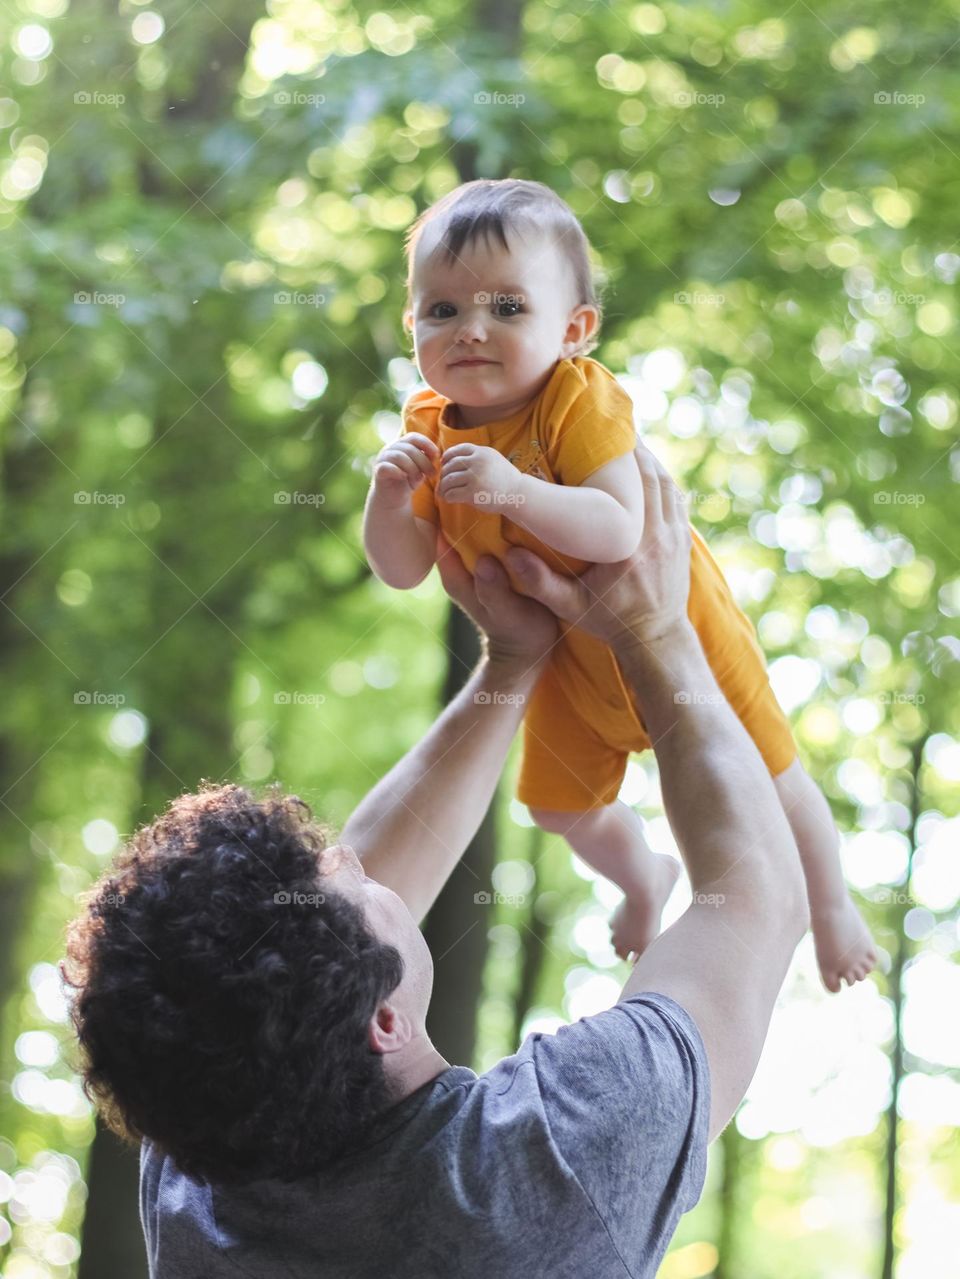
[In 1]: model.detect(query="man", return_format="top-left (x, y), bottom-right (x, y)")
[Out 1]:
top-left (64, 449), bottom-right (809, 1278)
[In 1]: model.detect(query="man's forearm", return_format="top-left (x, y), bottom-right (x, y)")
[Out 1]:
top-left (612, 623), bottom-right (801, 897)
top-left (341, 653), bottom-right (544, 922)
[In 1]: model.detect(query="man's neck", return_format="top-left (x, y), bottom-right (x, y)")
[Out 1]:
top-left (387, 1034), bottom-right (451, 1102)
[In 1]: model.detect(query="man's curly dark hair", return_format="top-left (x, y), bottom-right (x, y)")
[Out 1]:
top-left (62, 781), bottom-right (404, 1184)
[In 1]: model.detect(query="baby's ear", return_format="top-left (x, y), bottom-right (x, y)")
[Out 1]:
top-left (402, 308), bottom-right (413, 332)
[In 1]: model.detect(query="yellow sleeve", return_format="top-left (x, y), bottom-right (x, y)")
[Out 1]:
top-left (545, 357), bottom-right (638, 488)
top-left (401, 387), bottom-right (443, 525)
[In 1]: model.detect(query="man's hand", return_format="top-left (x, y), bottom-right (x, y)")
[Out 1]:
top-left (436, 531), bottom-right (557, 668)
top-left (437, 443), bottom-right (522, 509)
top-left (502, 445), bottom-right (691, 649)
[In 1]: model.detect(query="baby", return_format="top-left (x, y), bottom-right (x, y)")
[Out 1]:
top-left (363, 177), bottom-right (877, 993)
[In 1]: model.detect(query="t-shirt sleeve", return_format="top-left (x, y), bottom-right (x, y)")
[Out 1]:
top-left (548, 360), bottom-right (639, 488)
top-left (531, 992), bottom-right (710, 1256)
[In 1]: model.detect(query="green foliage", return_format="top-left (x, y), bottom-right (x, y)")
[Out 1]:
top-left (0, 0), bottom-right (957, 1275)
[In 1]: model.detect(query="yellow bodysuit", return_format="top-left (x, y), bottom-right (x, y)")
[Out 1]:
top-left (403, 355), bottom-right (797, 811)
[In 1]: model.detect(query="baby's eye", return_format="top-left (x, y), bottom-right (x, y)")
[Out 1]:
top-left (428, 302), bottom-right (456, 319)
top-left (495, 300), bottom-right (523, 317)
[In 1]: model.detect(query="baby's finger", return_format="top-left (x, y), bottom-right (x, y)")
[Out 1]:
top-left (402, 432), bottom-right (440, 458)
top-left (378, 452), bottom-right (422, 484)
top-left (373, 460), bottom-right (412, 490)
top-left (391, 442), bottom-right (437, 475)
top-left (441, 443), bottom-right (475, 460)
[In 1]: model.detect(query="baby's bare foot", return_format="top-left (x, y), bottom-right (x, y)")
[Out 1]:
top-left (813, 894), bottom-right (878, 993)
top-left (610, 854), bottom-right (681, 961)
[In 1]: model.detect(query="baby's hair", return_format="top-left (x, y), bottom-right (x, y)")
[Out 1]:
top-left (403, 178), bottom-right (604, 357)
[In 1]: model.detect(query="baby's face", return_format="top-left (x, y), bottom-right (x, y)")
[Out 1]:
top-left (404, 223), bottom-right (597, 426)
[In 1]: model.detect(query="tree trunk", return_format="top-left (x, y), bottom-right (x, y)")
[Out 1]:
top-left (880, 736), bottom-right (926, 1279)
top-left (511, 828), bottom-right (548, 1050)
top-left (422, 604), bottom-right (495, 1066)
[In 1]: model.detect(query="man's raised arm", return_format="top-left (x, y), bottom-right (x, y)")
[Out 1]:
top-left (340, 536), bottom-right (557, 925)
top-left (505, 448), bottom-right (810, 1144)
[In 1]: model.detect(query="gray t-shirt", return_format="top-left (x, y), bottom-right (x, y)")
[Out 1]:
top-left (140, 991), bottom-right (710, 1279)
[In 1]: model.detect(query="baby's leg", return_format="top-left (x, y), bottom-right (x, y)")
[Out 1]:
top-left (773, 758), bottom-right (878, 993)
top-left (528, 802), bottom-right (680, 961)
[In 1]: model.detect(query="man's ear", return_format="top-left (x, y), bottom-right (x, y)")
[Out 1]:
top-left (367, 1001), bottom-right (412, 1056)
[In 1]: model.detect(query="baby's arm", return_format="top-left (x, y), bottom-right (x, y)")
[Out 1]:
top-left (363, 433), bottom-right (440, 589)
top-left (438, 444), bottom-right (644, 562)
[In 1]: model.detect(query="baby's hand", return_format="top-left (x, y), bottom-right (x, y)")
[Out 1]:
top-left (371, 433), bottom-right (439, 511)
top-left (438, 443), bottom-right (521, 510)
